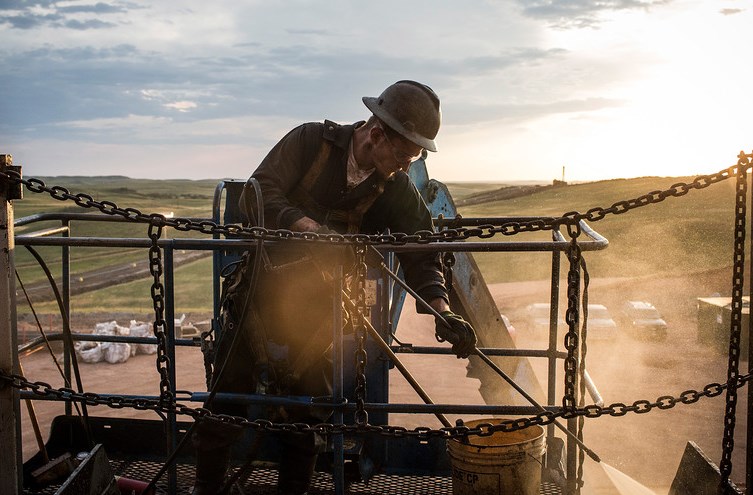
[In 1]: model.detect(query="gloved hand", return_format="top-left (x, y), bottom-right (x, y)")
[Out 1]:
top-left (435, 311), bottom-right (477, 359)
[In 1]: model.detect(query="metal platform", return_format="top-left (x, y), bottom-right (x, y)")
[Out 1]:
top-left (23, 459), bottom-right (564, 494)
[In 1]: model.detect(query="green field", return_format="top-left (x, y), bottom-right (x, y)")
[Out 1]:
top-left (10, 172), bottom-right (742, 315)
top-left (452, 175), bottom-right (739, 283)
top-left (13, 176), bottom-right (220, 314)
top-left (14, 176), bottom-right (219, 285)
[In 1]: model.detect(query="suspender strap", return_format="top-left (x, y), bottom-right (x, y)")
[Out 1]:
top-left (325, 183), bottom-right (384, 234)
top-left (288, 139), bottom-right (384, 233)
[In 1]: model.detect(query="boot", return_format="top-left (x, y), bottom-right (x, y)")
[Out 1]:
top-left (191, 416), bottom-right (243, 495)
top-left (192, 445), bottom-right (230, 495)
top-left (277, 449), bottom-right (316, 495)
top-left (276, 427), bottom-right (325, 495)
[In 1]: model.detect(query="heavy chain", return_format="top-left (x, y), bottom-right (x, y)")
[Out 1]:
top-left (2, 369), bottom-right (749, 439)
top-left (147, 218), bottom-right (172, 403)
top-left (719, 154), bottom-right (751, 487)
top-left (353, 245), bottom-right (369, 425)
top-left (1, 158), bottom-right (751, 245)
top-left (2, 153), bottom-right (752, 447)
top-left (563, 224), bottom-right (582, 411)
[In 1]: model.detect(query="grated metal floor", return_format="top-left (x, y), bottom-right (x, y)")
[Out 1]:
top-left (25, 459), bottom-right (564, 494)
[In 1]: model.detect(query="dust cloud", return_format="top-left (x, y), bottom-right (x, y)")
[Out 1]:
top-left (488, 264), bottom-right (746, 493)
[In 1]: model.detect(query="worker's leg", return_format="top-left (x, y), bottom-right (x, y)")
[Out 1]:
top-left (191, 420), bottom-right (242, 495)
top-left (276, 354), bottom-right (333, 495)
top-left (276, 428), bottom-right (326, 495)
top-left (192, 315), bottom-right (256, 495)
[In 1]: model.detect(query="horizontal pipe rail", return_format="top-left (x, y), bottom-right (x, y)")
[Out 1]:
top-left (392, 345), bottom-right (567, 359)
top-left (18, 331), bottom-right (567, 360)
top-left (19, 391), bottom-right (559, 416)
top-left (17, 333), bottom-right (199, 354)
top-left (15, 234), bottom-right (608, 253)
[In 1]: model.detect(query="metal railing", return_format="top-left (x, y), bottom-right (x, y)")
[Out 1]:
top-left (9, 208), bottom-right (608, 493)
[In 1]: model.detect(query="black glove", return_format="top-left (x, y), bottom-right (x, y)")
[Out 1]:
top-left (435, 311), bottom-right (477, 359)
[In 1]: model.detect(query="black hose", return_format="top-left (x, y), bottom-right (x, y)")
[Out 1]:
top-left (15, 270), bottom-right (84, 418)
top-left (23, 245), bottom-right (94, 448)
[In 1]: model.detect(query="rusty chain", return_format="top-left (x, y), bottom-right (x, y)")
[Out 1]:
top-left (1, 369), bottom-right (749, 440)
top-left (719, 155), bottom-right (750, 488)
top-left (0, 158), bottom-right (750, 245)
top-left (563, 224), bottom-right (582, 411)
top-left (147, 219), bottom-right (172, 404)
top-left (1, 152), bottom-right (752, 445)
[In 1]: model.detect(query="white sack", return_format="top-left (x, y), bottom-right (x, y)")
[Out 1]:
top-left (102, 342), bottom-right (131, 364)
top-left (129, 320), bottom-right (157, 355)
top-left (75, 341), bottom-right (103, 364)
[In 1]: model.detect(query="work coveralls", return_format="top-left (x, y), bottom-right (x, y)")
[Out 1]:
top-left (193, 120), bottom-right (450, 494)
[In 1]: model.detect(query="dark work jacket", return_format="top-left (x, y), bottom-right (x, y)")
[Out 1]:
top-left (245, 119), bottom-right (448, 307)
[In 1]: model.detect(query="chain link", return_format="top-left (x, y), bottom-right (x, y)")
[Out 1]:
top-left (1, 158), bottom-right (750, 246)
top-left (719, 152), bottom-right (751, 486)
top-left (563, 233), bottom-right (582, 411)
top-left (147, 219), bottom-right (173, 404)
top-left (2, 153), bottom-right (753, 447)
top-left (1, 370), bottom-right (749, 439)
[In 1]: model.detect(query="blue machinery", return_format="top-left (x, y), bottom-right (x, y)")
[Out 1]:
top-left (2, 158), bottom-right (611, 494)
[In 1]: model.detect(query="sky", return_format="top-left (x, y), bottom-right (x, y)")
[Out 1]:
top-left (1, 0), bottom-right (751, 184)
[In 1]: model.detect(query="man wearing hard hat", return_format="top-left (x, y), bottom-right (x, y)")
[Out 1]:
top-left (192, 81), bottom-right (477, 495)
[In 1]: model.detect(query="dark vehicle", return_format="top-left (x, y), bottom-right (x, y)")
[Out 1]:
top-left (621, 301), bottom-right (668, 341)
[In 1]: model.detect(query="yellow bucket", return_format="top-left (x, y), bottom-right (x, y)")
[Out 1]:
top-left (447, 419), bottom-right (546, 495)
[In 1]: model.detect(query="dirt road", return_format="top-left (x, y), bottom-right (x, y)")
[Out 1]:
top-left (17, 250), bottom-right (211, 302)
top-left (15, 268), bottom-right (749, 493)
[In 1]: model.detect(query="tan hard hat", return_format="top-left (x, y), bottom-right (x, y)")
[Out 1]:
top-left (362, 80), bottom-right (441, 152)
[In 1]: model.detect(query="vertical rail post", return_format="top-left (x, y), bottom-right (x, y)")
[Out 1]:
top-left (0, 154), bottom-right (21, 494)
top-left (62, 218), bottom-right (72, 416)
top-left (547, 246), bottom-right (560, 459)
top-left (747, 160), bottom-right (753, 491)
top-left (164, 244), bottom-right (178, 494)
top-left (332, 265), bottom-right (345, 495)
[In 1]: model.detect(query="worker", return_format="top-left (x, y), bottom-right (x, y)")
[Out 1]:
top-left (191, 80), bottom-right (477, 495)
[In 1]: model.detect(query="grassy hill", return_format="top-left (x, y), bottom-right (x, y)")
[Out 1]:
top-left (13, 176), bottom-right (219, 285)
top-left (9, 173), bottom-right (742, 314)
top-left (454, 175), bottom-right (739, 283)
top-left (13, 176), bottom-right (221, 314)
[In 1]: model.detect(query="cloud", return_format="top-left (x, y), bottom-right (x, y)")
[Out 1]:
top-left (0, 0), bottom-right (56, 10)
top-left (446, 97), bottom-right (625, 126)
top-left (1, 41), bottom-right (576, 140)
top-left (515, 0), bottom-right (671, 29)
top-left (58, 2), bottom-right (128, 14)
top-left (0, 12), bottom-right (61, 29)
top-left (59, 113), bottom-right (172, 131)
top-left (285, 28), bottom-right (333, 36)
top-left (0, 0), bottom-right (130, 29)
top-left (63, 18), bottom-right (116, 29)
top-left (163, 101), bottom-right (198, 112)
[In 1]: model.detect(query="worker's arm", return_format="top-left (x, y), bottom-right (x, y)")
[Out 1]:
top-left (429, 297), bottom-right (450, 314)
top-left (242, 123), bottom-right (323, 229)
top-left (430, 297), bottom-right (477, 359)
